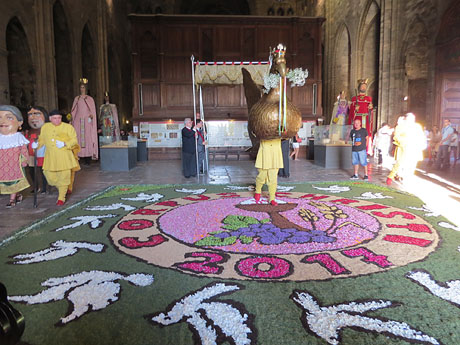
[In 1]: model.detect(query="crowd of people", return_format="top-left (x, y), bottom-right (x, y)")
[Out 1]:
top-left (0, 105), bottom-right (81, 208)
top-left (0, 79), bottom-right (125, 208)
top-left (367, 113), bottom-right (459, 186)
top-left (2, 102), bottom-right (458, 209)
top-left (180, 116), bottom-right (302, 183)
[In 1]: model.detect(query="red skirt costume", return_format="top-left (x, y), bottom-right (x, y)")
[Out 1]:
top-left (0, 132), bottom-right (30, 194)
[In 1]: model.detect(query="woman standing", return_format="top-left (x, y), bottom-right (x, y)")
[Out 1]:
top-left (71, 78), bottom-right (98, 165)
top-left (290, 133), bottom-right (301, 160)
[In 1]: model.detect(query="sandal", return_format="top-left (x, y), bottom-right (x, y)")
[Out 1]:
top-left (16, 194), bottom-right (23, 203)
top-left (6, 200), bottom-right (16, 208)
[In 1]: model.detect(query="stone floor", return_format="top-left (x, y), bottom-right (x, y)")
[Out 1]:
top-left (1, 156), bottom-right (459, 241)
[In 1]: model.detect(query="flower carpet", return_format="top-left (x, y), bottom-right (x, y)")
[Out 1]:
top-left (1, 181), bottom-right (460, 345)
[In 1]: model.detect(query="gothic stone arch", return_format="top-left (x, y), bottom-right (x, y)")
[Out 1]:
top-left (6, 16), bottom-right (36, 112)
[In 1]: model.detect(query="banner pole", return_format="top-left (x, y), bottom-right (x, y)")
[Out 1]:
top-left (191, 55), bottom-right (198, 178)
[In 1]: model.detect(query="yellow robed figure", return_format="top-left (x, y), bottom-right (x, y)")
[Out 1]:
top-left (38, 114), bottom-right (80, 205)
top-left (255, 138), bottom-right (283, 203)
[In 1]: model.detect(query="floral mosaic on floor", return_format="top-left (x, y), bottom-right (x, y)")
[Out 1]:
top-left (1, 182), bottom-right (460, 345)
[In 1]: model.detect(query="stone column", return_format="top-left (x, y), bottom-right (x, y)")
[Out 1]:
top-left (0, 45), bottom-right (10, 104)
top-left (96, 0), bottom-right (109, 108)
top-left (33, 0), bottom-right (58, 110)
top-left (377, 0), bottom-right (407, 126)
top-left (323, 0), bottom-right (334, 120)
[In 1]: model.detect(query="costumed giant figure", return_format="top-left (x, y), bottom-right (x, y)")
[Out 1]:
top-left (25, 106), bottom-right (49, 194)
top-left (71, 78), bottom-right (98, 164)
top-left (99, 91), bottom-right (120, 139)
top-left (330, 91), bottom-right (350, 142)
top-left (348, 79), bottom-right (374, 153)
top-left (331, 91), bottom-right (349, 126)
top-left (242, 44), bottom-right (304, 205)
top-left (0, 105), bottom-right (29, 208)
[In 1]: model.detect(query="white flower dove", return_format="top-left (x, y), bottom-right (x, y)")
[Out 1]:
top-left (312, 185), bottom-right (350, 193)
top-left (121, 192), bottom-right (164, 203)
top-left (407, 270), bottom-right (460, 306)
top-left (276, 185), bottom-right (295, 192)
top-left (355, 192), bottom-right (393, 200)
top-left (9, 270), bottom-right (154, 324)
top-left (407, 204), bottom-right (440, 217)
top-left (291, 290), bottom-right (439, 345)
top-left (85, 203), bottom-right (136, 211)
top-left (11, 240), bottom-right (104, 264)
top-left (437, 221), bottom-right (460, 231)
top-left (225, 185), bottom-right (255, 191)
top-left (55, 214), bottom-right (118, 232)
top-left (151, 283), bottom-right (253, 345)
top-left (175, 188), bottom-right (207, 195)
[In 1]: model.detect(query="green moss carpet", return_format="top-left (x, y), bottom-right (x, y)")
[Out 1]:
top-left (1, 182), bottom-right (460, 345)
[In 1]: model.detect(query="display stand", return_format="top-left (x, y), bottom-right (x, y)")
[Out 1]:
top-left (307, 137), bottom-right (315, 160)
top-left (313, 125), bottom-right (352, 169)
top-left (137, 140), bottom-right (148, 161)
top-left (99, 136), bottom-right (137, 171)
top-left (314, 144), bottom-right (352, 169)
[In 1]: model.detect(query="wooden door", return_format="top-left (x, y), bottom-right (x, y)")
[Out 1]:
top-left (439, 73), bottom-right (460, 128)
top-left (408, 78), bottom-right (427, 125)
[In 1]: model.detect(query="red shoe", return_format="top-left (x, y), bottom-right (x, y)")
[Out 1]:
top-left (270, 200), bottom-right (278, 206)
top-left (254, 193), bottom-right (261, 203)
top-left (56, 200), bottom-right (65, 206)
top-left (67, 189), bottom-right (72, 195)
top-left (386, 177), bottom-right (393, 186)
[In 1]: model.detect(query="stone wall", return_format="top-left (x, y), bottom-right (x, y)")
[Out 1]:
top-left (1, 0), bottom-right (458, 131)
top-left (322, 0), bottom-right (455, 129)
top-left (0, 0), bottom-right (109, 115)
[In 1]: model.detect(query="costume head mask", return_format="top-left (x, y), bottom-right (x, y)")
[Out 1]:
top-left (27, 106), bottom-right (48, 130)
top-left (49, 109), bottom-right (63, 126)
top-left (357, 79), bottom-right (368, 94)
top-left (338, 91), bottom-right (348, 105)
top-left (0, 105), bottom-right (23, 135)
top-left (79, 78), bottom-right (89, 95)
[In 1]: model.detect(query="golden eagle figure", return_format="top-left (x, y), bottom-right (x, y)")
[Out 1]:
top-left (242, 44), bottom-right (302, 154)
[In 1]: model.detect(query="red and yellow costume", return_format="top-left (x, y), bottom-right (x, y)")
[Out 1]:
top-left (0, 133), bottom-right (30, 194)
top-left (348, 80), bottom-right (374, 153)
top-left (348, 93), bottom-right (373, 136)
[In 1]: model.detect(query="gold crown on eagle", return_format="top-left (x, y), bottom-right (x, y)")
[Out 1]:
top-left (273, 43), bottom-right (286, 57)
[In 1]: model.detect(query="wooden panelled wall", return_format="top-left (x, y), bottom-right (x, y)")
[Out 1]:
top-left (435, 1), bottom-right (460, 128)
top-left (130, 15), bottom-right (324, 121)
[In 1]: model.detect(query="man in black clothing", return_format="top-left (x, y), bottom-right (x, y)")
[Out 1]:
top-left (181, 118), bottom-right (197, 178)
top-left (195, 119), bottom-right (206, 173)
top-left (278, 138), bottom-right (290, 177)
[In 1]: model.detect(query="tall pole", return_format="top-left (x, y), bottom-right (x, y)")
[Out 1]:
top-left (199, 85), bottom-right (208, 173)
top-left (191, 56), bottom-right (198, 177)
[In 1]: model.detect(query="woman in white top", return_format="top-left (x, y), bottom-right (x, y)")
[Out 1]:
top-left (289, 133), bottom-right (301, 160)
